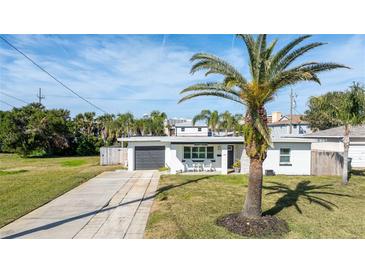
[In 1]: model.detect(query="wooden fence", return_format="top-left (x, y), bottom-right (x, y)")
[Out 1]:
top-left (311, 150), bottom-right (344, 176)
top-left (100, 147), bottom-right (128, 166)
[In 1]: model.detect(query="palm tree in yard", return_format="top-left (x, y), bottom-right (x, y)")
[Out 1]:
top-left (314, 83), bottom-right (365, 184)
top-left (179, 34), bottom-right (348, 219)
top-left (192, 109), bottom-right (219, 135)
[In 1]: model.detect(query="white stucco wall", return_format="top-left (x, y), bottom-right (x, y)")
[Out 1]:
top-left (127, 141), bottom-right (169, 171)
top-left (127, 140), bottom-right (312, 175)
top-left (176, 126), bottom-right (209, 137)
top-left (170, 144), bottom-right (225, 173)
top-left (263, 142), bottom-right (312, 175)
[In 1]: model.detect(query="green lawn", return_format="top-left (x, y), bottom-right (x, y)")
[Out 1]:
top-left (145, 173), bottom-right (365, 239)
top-left (0, 153), bottom-right (120, 228)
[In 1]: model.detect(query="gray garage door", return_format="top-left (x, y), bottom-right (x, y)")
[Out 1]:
top-left (135, 146), bottom-right (165, 170)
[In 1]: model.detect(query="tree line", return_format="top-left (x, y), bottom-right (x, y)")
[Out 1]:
top-left (192, 109), bottom-right (244, 136)
top-left (0, 103), bottom-right (167, 157)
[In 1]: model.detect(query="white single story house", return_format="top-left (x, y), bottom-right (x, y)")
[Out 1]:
top-left (117, 136), bottom-right (315, 175)
top-left (303, 125), bottom-right (365, 168)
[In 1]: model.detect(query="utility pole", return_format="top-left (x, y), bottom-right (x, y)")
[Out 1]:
top-left (37, 88), bottom-right (45, 104)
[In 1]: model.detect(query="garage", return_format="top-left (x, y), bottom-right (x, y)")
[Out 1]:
top-left (349, 144), bottom-right (365, 168)
top-left (135, 146), bottom-right (165, 170)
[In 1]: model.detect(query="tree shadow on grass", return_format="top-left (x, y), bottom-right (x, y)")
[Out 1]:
top-left (157, 175), bottom-right (214, 195)
top-left (263, 180), bottom-right (352, 216)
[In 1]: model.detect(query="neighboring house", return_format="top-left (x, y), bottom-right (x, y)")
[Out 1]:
top-left (174, 121), bottom-right (209, 137)
top-left (164, 118), bottom-right (191, 136)
top-left (303, 125), bottom-right (365, 168)
top-left (268, 111), bottom-right (311, 137)
top-left (117, 136), bottom-right (315, 175)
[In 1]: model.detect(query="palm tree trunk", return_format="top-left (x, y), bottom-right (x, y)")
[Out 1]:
top-left (241, 157), bottom-right (263, 218)
top-left (342, 124), bottom-right (350, 185)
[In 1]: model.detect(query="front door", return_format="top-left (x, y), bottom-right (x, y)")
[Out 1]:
top-left (227, 145), bottom-right (234, 168)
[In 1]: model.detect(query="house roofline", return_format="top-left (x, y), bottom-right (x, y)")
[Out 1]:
top-left (117, 136), bottom-right (315, 143)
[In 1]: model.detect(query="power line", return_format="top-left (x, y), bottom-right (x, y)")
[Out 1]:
top-left (0, 91), bottom-right (30, 104)
top-left (0, 35), bottom-right (108, 114)
top-left (0, 99), bottom-right (16, 108)
top-left (44, 94), bottom-right (177, 101)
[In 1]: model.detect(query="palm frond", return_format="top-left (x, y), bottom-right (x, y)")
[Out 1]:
top-left (270, 35), bottom-right (312, 72)
top-left (236, 34), bottom-right (258, 78)
top-left (192, 109), bottom-right (211, 125)
top-left (274, 42), bottom-right (326, 72)
top-left (178, 91), bottom-right (244, 105)
top-left (296, 62), bottom-right (350, 73)
top-left (190, 53), bottom-right (247, 86)
top-left (265, 38), bottom-right (278, 59)
top-left (269, 70), bottom-right (321, 90)
top-left (180, 82), bottom-right (241, 97)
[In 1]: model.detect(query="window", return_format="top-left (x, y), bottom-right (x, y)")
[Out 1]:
top-left (280, 148), bottom-right (291, 164)
top-left (207, 147), bottom-right (214, 159)
top-left (184, 147), bottom-right (191, 159)
top-left (181, 128), bottom-right (185, 132)
top-left (192, 147), bottom-right (199, 158)
top-left (183, 146), bottom-right (214, 159)
top-left (198, 127), bottom-right (202, 132)
top-left (198, 147), bottom-right (205, 158)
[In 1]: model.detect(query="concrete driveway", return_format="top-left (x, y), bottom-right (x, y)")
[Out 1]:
top-left (0, 170), bottom-right (160, 239)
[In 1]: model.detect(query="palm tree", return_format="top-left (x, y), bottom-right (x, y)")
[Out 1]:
top-left (218, 111), bottom-right (236, 136)
top-left (74, 112), bottom-right (96, 136)
top-left (233, 114), bottom-right (244, 136)
top-left (192, 109), bottom-right (219, 135)
top-left (96, 114), bottom-right (115, 144)
top-left (179, 34), bottom-right (348, 218)
top-left (314, 83), bottom-right (365, 184)
top-left (150, 111), bottom-right (167, 136)
top-left (135, 118), bottom-right (149, 136)
top-left (116, 112), bottom-right (134, 137)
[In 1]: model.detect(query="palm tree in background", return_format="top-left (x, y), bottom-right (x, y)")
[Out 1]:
top-left (218, 111), bottom-right (236, 136)
top-left (192, 109), bottom-right (219, 135)
top-left (180, 34), bottom-right (348, 218)
top-left (116, 112), bottom-right (134, 137)
top-left (150, 111), bottom-right (167, 136)
top-left (74, 112), bottom-right (96, 135)
top-left (233, 113), bottom-right (244, 136)
top-left (308, 83), bottom-right (365, 184)
top-left (96, 114), bottom-right (116, 144)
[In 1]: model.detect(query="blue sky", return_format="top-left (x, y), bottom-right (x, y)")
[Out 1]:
top-left (0, 34), bottom-right (364, 118)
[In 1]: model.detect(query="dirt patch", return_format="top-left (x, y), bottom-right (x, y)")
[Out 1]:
top-left (216, 213), bottom-right (289, 238)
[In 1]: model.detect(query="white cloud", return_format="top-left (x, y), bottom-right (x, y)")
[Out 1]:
top-left (1, 34), bottom-right (364, 118)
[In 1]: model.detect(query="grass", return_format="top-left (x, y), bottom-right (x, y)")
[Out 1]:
top-left (145, 173), bottom-right (365, 239)
top-left (61, 159), bottom-right (87, 167)
top-left (0, 153), bottom-right (120, 228)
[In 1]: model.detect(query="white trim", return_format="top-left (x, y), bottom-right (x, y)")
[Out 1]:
top-left (117, 136), bottom-right (315, 143)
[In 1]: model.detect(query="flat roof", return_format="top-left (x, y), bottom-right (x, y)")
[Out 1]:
top-left (117, 136), bottom-right (315, 143)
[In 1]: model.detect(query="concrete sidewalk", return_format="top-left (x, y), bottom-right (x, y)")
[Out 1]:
top-left (0, 170), bottom-right (160, 239)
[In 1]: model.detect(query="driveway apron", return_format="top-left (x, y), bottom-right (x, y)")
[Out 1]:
top-left (0, 170), bottom-right (160, 239)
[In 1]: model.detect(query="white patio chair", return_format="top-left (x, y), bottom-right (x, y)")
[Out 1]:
top-left (185, 160), bottom-right (195, 172)
top-left (203, 160), bottom-right (213, 172)
top-left (192, 162), bottom-right (199, 172)
top-left (195, 162), bottom-right (203, 172)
